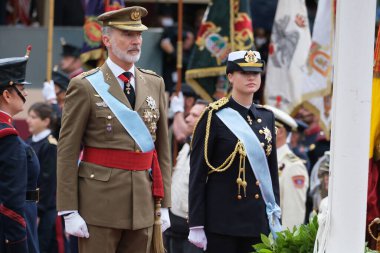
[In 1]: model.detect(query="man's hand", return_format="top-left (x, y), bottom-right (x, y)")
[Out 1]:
top-left (42, 80), bottom-right (57, 103)
top-left (188, 227), bottom-right (207, 250)
top-left (160, 208), bottom-right (171, 232)
top-left (63, 212), bottom-right (90, 238)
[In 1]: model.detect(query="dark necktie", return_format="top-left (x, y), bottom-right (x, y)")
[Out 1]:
top-left (119, 72), bottom-right (135, 109)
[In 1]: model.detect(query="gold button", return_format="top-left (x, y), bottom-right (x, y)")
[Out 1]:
top-left (260, 142), bottom-right (264, 147)
top-left (5, 239), bottom-right (9, 243)
top-left (255, 194), bottom-right (260, 199)
top-left (259, 130), bottom-right (264, 134)
top-left (90, 174), bottom-right (95, 178)
top-left (257, 118), bottom-right (262, 123)
top-left (256, 180), bottom-right (260, 186)
top-left (107, 115), bottom-right (112, 119)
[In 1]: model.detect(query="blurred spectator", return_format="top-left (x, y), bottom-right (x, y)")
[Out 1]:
top-left (166, 100), bottom-right (208, 253)
top-left (42, 68), bottom-right (70, 139)
top-left (169, 84), bottom-right (199, 143)
top-left (59, 38), bottom-right (84, 79)
top-left (26, 102), bottom-right (68, 253)
top-left (296, 106), bottom-right (321, 147)
top-left (254, 28), bottom-right (270, 62)
top-left (309, 151), bottom-right (330, 213)
top-left (266, 105), bottom-right (309, 229)
top-left (290, 119), bottom-right (311, 173)
top-left (160, 24), bottom-right (195, 94)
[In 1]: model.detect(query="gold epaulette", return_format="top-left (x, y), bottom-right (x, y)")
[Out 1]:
top-left (48, 135), bottom-right (58, 145)
top-left (138, 68), bottom-right (161, 78)
top-left (208, 97), bottom-right (229, 111)
top-left (191, 97), bottom-right (229, 149)
top-left (80, 67), bottom-right (100, 79)
top-left (256, 104), bottom-right (272, 112)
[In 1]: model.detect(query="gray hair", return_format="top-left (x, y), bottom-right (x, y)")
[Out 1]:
top-left (102, 26), bottom-right (114, 36)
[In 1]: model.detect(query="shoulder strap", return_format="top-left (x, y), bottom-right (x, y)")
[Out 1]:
top-left (0, 123), bottom-right (18, 138)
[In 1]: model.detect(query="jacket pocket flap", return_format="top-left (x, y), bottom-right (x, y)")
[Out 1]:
top-left (78, 161), bottom-right (112, 182)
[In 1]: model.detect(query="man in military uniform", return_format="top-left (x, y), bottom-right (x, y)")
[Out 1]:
top-left (57, 6), bottom-right (171, 253)
top-left (59, 38), bottom-right (84, 79)
top-left (264, 105), bottom-right (309, 229)
top-left (0, 49), bottom-right (40, 253)
top-left (188, 50), bottom-right (281, 253)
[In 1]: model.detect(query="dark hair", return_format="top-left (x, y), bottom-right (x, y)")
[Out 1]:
top-left (195, 99), bottom-right (209, 106)
top-left (28, 102), bottom-right (57, 130)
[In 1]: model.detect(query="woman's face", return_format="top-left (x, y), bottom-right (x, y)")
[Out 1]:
top-left (26, 110), bottom-right (50, 135)
top-left (228, 71), bottom-right (261, 95)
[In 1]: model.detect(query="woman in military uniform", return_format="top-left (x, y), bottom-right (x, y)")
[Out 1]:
top-left (188, 50), bottom-right (281, 253)
top-left (26, 102), bottom-right (67, 253)
top-left (0, 49), bottom-right (40, 253)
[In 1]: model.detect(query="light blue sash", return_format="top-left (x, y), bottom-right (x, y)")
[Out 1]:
top-left (216, 108), bottom-right (282, 236)
top-left (86, 70), bottom-right (154, 152)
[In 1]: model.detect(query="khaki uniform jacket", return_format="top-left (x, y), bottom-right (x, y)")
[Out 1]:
top-left (57, 63), bottom-right (171, 230)
top-left (278, 144), bottom-right (309, 230)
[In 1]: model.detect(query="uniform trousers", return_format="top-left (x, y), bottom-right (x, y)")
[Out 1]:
top-left (78, 224), bottom-right (153, 253)
top-left (205, 232), bottom-right (261, 253)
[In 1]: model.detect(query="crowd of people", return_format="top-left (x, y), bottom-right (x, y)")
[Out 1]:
top-left (0, 5), bottom-right (332, 253)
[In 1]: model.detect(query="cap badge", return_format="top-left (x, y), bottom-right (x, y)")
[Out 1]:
top-left (244, 50), bottom-right (258, 63)
top-left (131, 9), bottom-right (141, 21)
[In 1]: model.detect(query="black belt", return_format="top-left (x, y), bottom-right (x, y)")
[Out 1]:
top-left (26, 189), bottom-right (39, 202)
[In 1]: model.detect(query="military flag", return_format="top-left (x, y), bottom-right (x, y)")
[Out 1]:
top-left (264, 0), bottom-right (311, 113)
top-left (367, 25), bottom-right (380, 243)
top-left (80, 0), bottom-right (124, 68)
top-left (301, 0), bottom-right (334, 138)
top-left (185, 0), bottom-right (254, 101)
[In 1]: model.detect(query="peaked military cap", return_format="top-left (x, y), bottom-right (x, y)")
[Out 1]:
top-left (263, 104), bottom-right (297, 132)
top-left (52, 69), bottom-right (70, 91)
top-left (0, 48), bottom-right (31, 89)
top-left (61, 38), bottom-right (81, 58)
top-left (226, 50), bottom-right (265, 74)
top-left (98, 6), bottom-right (148, 31)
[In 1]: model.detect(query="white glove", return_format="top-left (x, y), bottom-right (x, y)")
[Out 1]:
top-left (188, 227), bottom-right (207, 250)
top-left (63, 212), bottom-right (90, 238)
top-left (170, 92), bottom-right (184, 115)
top-left (42, 80), bottom-right (57, 102)
top-left (160, 208), bottom-right (171, 232)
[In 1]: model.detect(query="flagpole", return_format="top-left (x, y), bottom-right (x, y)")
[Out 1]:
top-left (46, 0), bottom-right (55, 81)
top-left (323, 0), bottom-right (376, 252)
top-left (175, 0), bottom-right (183, 93)
top-left (172, 0), bottom-right (184, 167)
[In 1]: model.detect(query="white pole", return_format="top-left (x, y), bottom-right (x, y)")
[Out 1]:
top-left (326, 0), bottom-right (376, 252)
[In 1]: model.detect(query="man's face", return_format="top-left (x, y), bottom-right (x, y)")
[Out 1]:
top-left (103, 29), bottom-right (143, 64)
top-left (185, 104), bottom-right (206, 134)
top-left (60, 56), bottom-right (76, 73)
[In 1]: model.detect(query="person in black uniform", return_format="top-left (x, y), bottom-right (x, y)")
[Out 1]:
top-left (188, 50), bottom-right (281, 253)
top-left (26, 102), bottom-right (67, 253)
top-left (0, 49), bottom-right (40, 253)
top-left (42, 69), bottom-right (70, 140)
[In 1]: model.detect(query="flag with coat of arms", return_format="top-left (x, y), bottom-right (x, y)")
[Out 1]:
top-left (301, 0), bottom-right (335, 139)
top-left (185, 0), bottom-right (254, 102)
top-left (80, 0), bottom-right (125, 68)
top-left (264, 0), bottom-right (311, 113)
